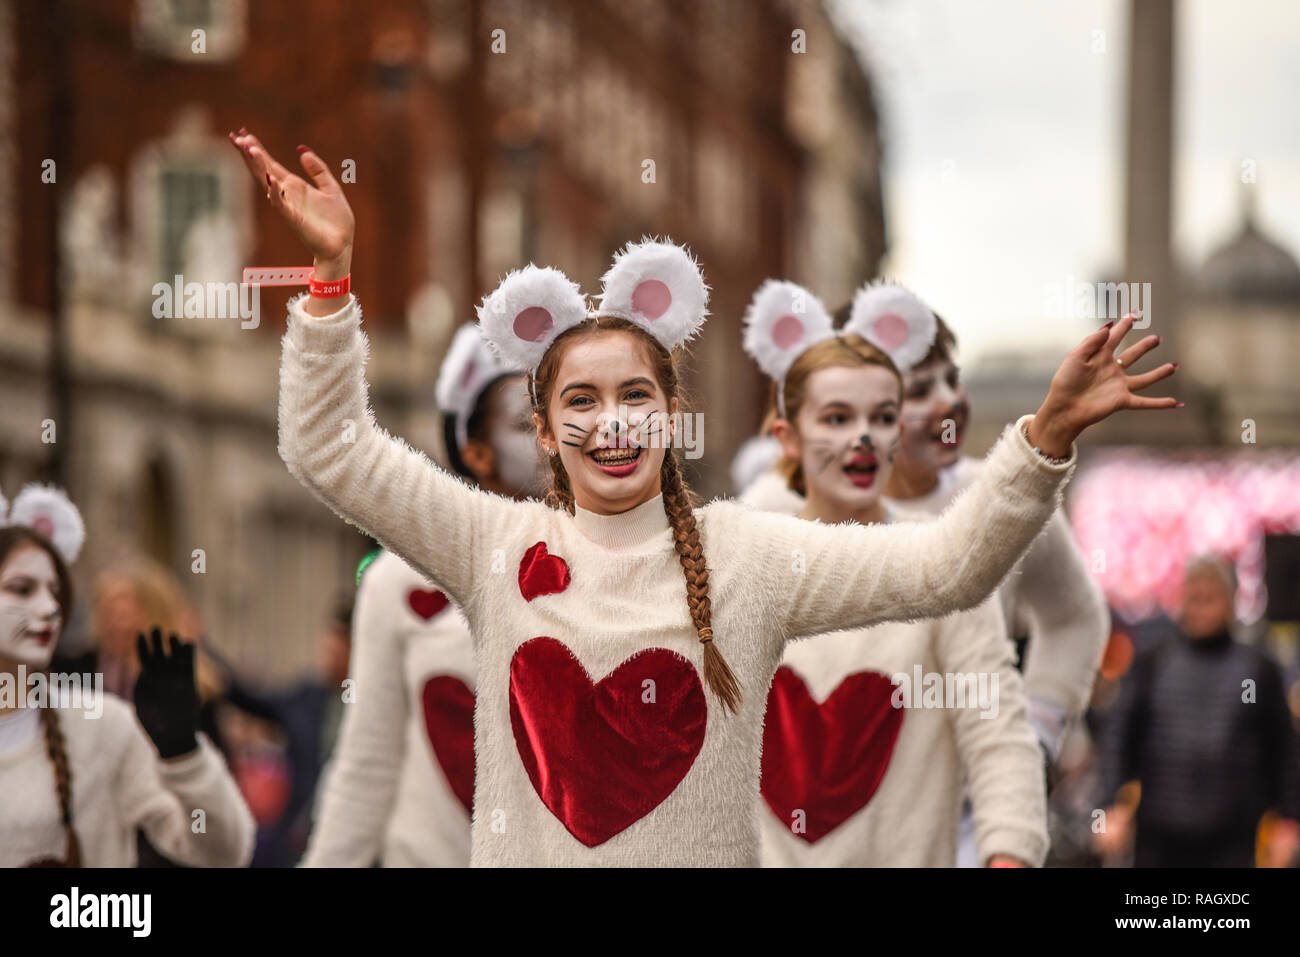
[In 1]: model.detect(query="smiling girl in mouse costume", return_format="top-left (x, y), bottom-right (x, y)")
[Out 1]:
top-left (304, 325), bottom-right (543, 867)
top-left (740, 281), bottom-right (1045, 866)
top-left (234, 129), bottom-right (1174, 865)
top-left (0, 484), bottom-right (254, 867)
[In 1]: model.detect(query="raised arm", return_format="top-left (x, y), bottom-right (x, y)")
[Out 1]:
top-left (232, 129), bottom-right (514, 602)
top-left (732, 414), bottom-right (1074, 641)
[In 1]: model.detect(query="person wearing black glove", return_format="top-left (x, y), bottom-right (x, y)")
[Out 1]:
top-left (134, 627), bottom-right (201, 760)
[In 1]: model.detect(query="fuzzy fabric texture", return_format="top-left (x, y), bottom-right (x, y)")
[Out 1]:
top-left (0, 692), bottom-right (254, 867)
top-left (742, 499), bottom-right (1047, 866)
top-left (885, 457), bottom-right (1110, 751)
top-left (5, 484), bottom-right (86, 563)
top-left (476, 265), bottom-right (587, 373)
top-left (742, 280), bottom-right (835, 384)
top-left (845, 282), bottom-right (938, 374)
top-left (278, 293), bottom-right (1075, 866)
top-left (303, 549), bottom-right (474, 867)
top-left (596, 238), bottom-right (709, 351)
top-left (436, 324), bottom-right (519, 453)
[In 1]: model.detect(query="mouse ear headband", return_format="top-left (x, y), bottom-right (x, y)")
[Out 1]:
top-left (436, 323), bottom-right (525, 453)
top-left (741, 280), bottom-right (835, 417)
top-left (842, 281), bottom-right (938, 375)
top-left (1, 483), bottom-right (86, 564)
top-left (476, 239), bottom-right (710, 394)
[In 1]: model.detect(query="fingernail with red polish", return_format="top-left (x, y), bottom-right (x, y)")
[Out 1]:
top-left (238, 127), bottom-right (247, 135)
top-left (1172, 362), bottom-right (1179, 370)
top-left (1176, 401), bottom-right (1185, 408)
top-left (1104, 320), bottom-right (1114, 328)
top-left (265, 173), bottom-right (272, 186)
top-left (297, 144), bottom-right (310, 154)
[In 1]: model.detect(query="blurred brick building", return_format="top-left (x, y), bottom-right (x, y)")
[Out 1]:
top-left (0, 0), bottom-right (885, 676)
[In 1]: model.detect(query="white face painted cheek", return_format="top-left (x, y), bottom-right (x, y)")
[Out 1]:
top-left (0, 549), bottom-right (62, 669)
top-left (486, 377), bottom-right (547, 497)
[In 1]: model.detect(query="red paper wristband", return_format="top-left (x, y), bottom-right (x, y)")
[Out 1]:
top-left (309, 273), bottom-right (350, 298)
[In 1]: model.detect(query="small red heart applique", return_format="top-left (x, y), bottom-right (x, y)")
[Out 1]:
top-left (509, 636), bottom-right (707, 847)
top-left (760, 667), bottom-right (904, 843)
top-left (518, 541), bottom-right (570, 602)
top-left (407, 588), bottom-right (450, 621)
top-left (422, 675), bottom-right (476, 814)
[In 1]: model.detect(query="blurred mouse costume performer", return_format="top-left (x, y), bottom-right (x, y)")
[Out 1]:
top-left (739, 280), bottom-right (1047, 866)
top-left (277, 237), bottom-right (1076, 865)
top-left (0, 484), bottom-right (254, 867)
top-left (304, 325), bottom-right (535, 866)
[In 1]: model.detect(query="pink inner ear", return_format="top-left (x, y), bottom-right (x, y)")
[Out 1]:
top-left (631, 279), bottom-right (672, 320)
top-left (514, 307), bottom-right (554, 343)
top-left (460, 356), bottom-right (477, 390)
top-left (32, 516), bottom-right (54, 538)
top-left (772, 314), bottom-right (805, 350)
top-left (872, 313), bottom-right (909, 350)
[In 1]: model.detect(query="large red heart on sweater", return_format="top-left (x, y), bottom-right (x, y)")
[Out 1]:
top-left (509, 636), bottom-right (707, 847)
top-left (407, 588), bottom-right (450, 621)
top-left (422, 675), bottom-right (476, 814)
top-left (518, 542), bottom-right (570, 601)
top-left (760, 667), bottom-right (904, 843)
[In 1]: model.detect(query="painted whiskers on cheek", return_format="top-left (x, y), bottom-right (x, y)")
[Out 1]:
top-left (560, 421), bottom-right (590, 449)
top-left (806, 437), bottom-right (848, 476)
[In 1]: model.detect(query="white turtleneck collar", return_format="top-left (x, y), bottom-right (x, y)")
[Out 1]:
top-left (572, 493), bottom-right (672, 549)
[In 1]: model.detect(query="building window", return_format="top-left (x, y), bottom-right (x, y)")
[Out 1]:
top-left (159, 165), bottom-right (221, 281)
top-left (135, 0), bottom-right (246, 61)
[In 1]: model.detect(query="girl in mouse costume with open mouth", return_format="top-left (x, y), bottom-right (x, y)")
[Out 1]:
top-left (739, 280), bottom-right (1046, 866)
top-left (232, 130), bottom-right (1175, 865)
top-left (303, 324), bottom-right (543, 867)
top-left (0, 484), bottom-right (254, 867)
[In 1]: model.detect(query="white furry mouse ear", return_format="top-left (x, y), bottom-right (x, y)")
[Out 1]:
top-left (843, 282), bottom-right (938, 374)
top-left (742, 280), bottom-right (834, 384)
top-left (477, 265), bottom-right (588, 373)
top-left (597, 238), bottom-right (709, 351)
top-left (436, 323), bottom-right (520, 453)
top-left (9, 484), bottom-right (86, 564)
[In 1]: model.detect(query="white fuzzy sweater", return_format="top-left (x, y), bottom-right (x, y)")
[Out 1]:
top-left (0, 693), bottom-right (254, 867)
top-left (303, 549), bottom-right (474, 867)
top-left (884, 457), bottom-right (1109, 753)
top-left (277, 294), bottom-right (1076, 867)
top-left (738, 503), bottom-right (1046, 866)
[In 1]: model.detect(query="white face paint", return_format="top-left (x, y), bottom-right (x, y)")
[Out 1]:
top-left (790, 364), bottom-right (902, 514)
top-left (487, 374), bottom-right (547, 498)
top-left (0, 544), bottom-right (64, 670)
top-left (896, 357), bottom-right (970, 475)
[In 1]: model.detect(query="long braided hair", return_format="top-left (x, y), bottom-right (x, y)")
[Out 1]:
top-left (531, 316), bottom-right (741, 714)
top-left (0, 526), bottom-right (81, 866)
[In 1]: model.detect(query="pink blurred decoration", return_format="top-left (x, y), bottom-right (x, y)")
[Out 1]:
top-left (1069, 451), bottom-right (1300, 624)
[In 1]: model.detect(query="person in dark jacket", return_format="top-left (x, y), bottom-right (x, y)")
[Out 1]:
top-left (1096, 556), bottom-right (1300, 867)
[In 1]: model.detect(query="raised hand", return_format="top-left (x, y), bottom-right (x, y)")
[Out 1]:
top-left (134, 627), bottom-right (200, 760)
top-left (229, 129), bottom-right (354, 281)
top-left (1027, 313), bottom-right (1179, 456)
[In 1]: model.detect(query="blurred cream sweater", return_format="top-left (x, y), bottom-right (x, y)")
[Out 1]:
top-left (304, 549), bottom-right (474, 866)
top-left (0, 692), bottom-right (254, 867)
top-left (277, 293), bottom-right (1075, 866)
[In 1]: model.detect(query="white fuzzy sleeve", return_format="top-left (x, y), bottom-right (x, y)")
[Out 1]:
top-left (111, 698), bottom-right (254, 867)
top-left (727, 416), bottom-right (1076, 644)
top-left (300, 554), bottom-right (408, 866)
top-left (278, 294), bottom-right (518, 607)
top-left (1013, 509), bottom-right (1110, 741)
top-left (936, 600), bottom-right (1048, 866)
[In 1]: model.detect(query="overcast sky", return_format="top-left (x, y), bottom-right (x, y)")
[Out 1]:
top-left (829, 0), bottom-right (1300, 361)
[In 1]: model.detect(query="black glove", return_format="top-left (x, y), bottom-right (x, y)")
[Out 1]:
top-left (134, 627), bottom-right (200, 760)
